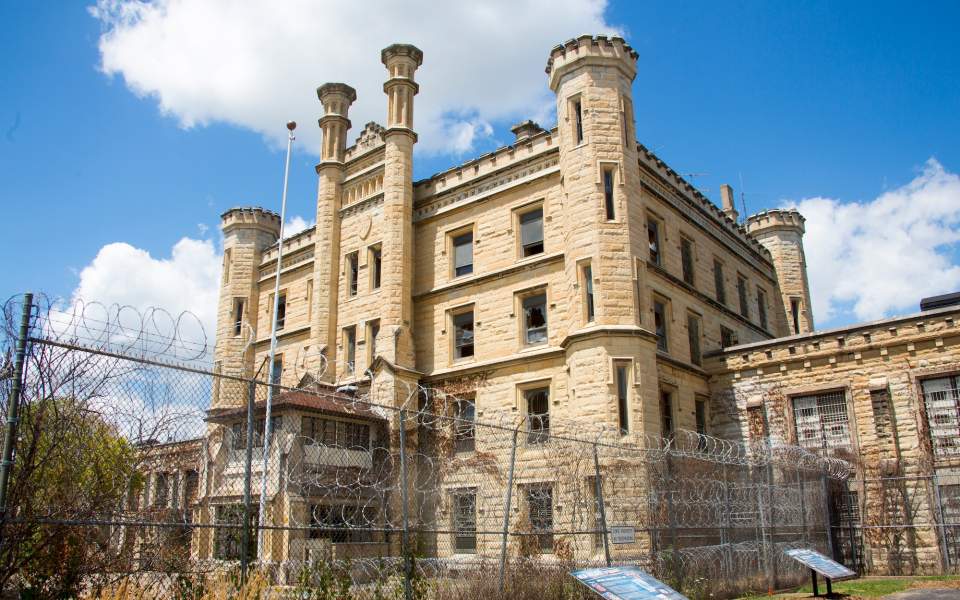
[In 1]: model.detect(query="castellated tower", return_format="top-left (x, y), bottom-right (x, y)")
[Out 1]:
top-left (547, 36), bottom-right (662, 438)
top-left (745, 209), bottom-right (815, 335)
top-left (309, 83), bottom-right (357, 381)
top-left (379, 44), bottom-right (422, 369)
top-left (213, 207), bottom-right (281, 408)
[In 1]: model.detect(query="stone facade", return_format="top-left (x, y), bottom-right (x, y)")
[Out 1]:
top-left (707, 305), bottom-right (960, 573)
top-left (193, 34), bottom-right (960, 571)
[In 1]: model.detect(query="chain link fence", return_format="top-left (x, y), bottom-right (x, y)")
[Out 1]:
top-left (1, 295), bottom-right (851, 599)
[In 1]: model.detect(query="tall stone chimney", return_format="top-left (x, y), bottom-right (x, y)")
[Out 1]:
top-left (720, 183), bottom-right (739, 222)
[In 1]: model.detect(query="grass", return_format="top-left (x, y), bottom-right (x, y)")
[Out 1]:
top-left (739, 575), bottom-right (960, 599)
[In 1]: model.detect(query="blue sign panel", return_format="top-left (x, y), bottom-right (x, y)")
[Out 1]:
top-left (784, 548), bottom-right (857, 581)
top-left (571, 566), bottom-right (688, 600)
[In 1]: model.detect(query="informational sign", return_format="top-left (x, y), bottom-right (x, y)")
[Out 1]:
top-left (571, 566), bottom-right (688, 600)
top-left (610, 526), bottom-right (636, 545)
top-left (783, 548), bottom-right (857, 581)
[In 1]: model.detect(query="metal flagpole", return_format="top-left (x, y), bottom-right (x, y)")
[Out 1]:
top-left (257, 120), bottom-right (296, 557)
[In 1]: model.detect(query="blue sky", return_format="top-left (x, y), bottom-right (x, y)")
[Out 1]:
top-left (2, 0), bottom-right (959, 333)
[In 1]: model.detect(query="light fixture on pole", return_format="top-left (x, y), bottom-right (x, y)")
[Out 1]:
top-left (257, 120), bottom-right (296, 556)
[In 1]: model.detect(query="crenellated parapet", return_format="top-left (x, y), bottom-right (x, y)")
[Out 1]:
top-left (545, 34), bottom-right (638, 91)
top-left (745, 209), bottom-right (806, 236)
top-left (220, 207), bottom-right (281, 238)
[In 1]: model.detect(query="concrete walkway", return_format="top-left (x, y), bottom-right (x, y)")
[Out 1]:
top-left (884, 589), bottom-right (960, 599)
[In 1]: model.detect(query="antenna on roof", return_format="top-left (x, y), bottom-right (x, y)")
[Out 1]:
top-left (737, 171), bottom-right (749, 221)
top-left (684, 172), bottom-right (709, 184)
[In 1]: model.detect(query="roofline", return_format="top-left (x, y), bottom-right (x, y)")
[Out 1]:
top-left (711, 304), bottom-right (960, 356)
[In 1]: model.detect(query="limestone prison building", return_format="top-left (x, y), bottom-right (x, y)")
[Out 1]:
top-left (157, 36), bottom-right (960, 572)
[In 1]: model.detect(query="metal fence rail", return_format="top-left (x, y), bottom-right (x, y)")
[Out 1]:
top-left (0, 295), bottom-right (853, 599)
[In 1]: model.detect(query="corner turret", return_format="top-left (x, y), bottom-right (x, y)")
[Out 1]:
top-left (746, 209), bottom-right (814, 335)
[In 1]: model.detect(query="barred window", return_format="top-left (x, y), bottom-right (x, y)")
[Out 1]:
top-left (453, 397), bottom-right (476, 453)
top-left (302, 416), bottom-right (370, 450)
top-left (214, 504), bottom-right (257, 560)
top-left (792, 390), bottom-right (851, 450)
top-left (309, 504), bottom-right (374, 543)
top-left (526, 387), bottom-right (550, 444)
top-left (921, 375), bottom-right (960, 459)
top-left (527, 484), bottom-right (554, 553)
top-left (713, 259), bottom-right (726, 305)
top-left (452, 489), bottom-right (477, 553)
top-left (154, 472), bottom-right (169, 508)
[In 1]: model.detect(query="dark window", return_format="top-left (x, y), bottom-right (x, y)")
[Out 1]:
top-left (183, 470), bottom-right (199, 522)
top-left (453, 231), bottom-right (474, 277)
top-left (154, 472), bottom-right (169, 508)
top-left (737, 276), bottom-right (749, 318)
top-left (271, 355), bottom-right (282, 386)
top-left (344, 326), bottom-right (356, 374)
top-left (574, 100), bottom-right (583, 144)
top-left (520, 208), bottom-right (544, 257)
top-left (527, 484), bottom-right (554, 553)
top-left (310, 504), bottom-right (374, 543)
top-left (870, 388), bottom-right (892, 438)
top-left (695, 397), bottom-right (708, 437)
top-left (791, 298), bottom-right (801, 334)
top-left (453, 310), bottom-right (475, 359)
top-left (214, 504), bottom-right (257, 560)
top-left (603, 169), bottom-right (615, 220)
top-left (713, 260), bottom-right (726, 305)
top-left (583, 264), bottom-right (595, 322)
top-left (252, 416), bottom-right (282, 448)
top-left (523, 293), bottom-right (548, 345)
top-left (757, 288), bottom-right (768, 329)
top-left (347, 252), bottom-right (359, 296)
top-left (720, 326), bottom-right (738, 348)
top-left (616, 363), bottom-right (629, 434)
top-left (660, 391), bottom-right (674, 440)
top-left (792, 391), bottom-right (851, 451)
top-left (302, 416), bottom-right (370, 450)
top-left (231, 421), bottom-right (246, 450)
top-left (647, 220), bottom-right (661, 265)
top-left (452, 490), bottom-right (477, 553)
top-left (370, 246), bottom-right (382, 289)
top-left (368, 319), bottom-right (380, 363)
top-left (275, 293), bottom-right (286, 330)
top-left (453, 397), bottom-right (476, 453)
top-left (526, 387), bottom-right (550, 444)
top-left (687, 314), bottom-right (701, 366)
top-left (653, 300), bottom-right (668, 352)
top-left (681, 238), bottom-right (695, 286)
top-left (233, 299), bottom-right (244, 336)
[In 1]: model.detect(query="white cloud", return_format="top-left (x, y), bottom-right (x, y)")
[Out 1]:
top-left (70, 237), bottom-right (222, 352)
top-left (791, 159), bottom-right (960, 325)
top-left (283, 215), bottom-right (313, 237)
top-left (89, 0), bottom-right (619, 156)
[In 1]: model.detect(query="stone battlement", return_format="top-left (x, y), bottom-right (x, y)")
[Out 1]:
top-left (220, 207), bottom-right (281, 236)
top-left (545, 34), bottom-right (638, 90)
top-left (745, 209), bottom-right (806, 235)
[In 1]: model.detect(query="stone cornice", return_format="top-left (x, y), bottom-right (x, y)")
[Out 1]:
top-left (646, 260), bottom-right (775, 338)
top-left (413, 252), bottom-right (563, 300)
top-left (560, 324), bottom-right (657, 349)
top-left (420, 346), bottom-right (564, 381)
top-left (340, 192), bottom-right (384, 218)
top-left (413, 153), bottom-right (560, 223)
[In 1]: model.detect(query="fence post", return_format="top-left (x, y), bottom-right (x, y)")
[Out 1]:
top-left (498, 425), bottom-right (520, 594)
top-left (931, 473), bottom-right (950, 573)
top-left (822, 474), bottom-right (835, 560)
top-left (593, 443), bottom-right (611, 567)
top-left (0, 292), bottom-right (33, 530)
top-left (765, 457), bottom-right (777, 594)
top-left (398, 409), bottom-right (412, 600)
top-left (240, 377), bottom-right (256, 584)
top-left (721, 462), bottom-right (732, 576)
top-left (797, 467), bottom-right (808, 545)
top-left (664, 452), bottom-right (680, 587)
